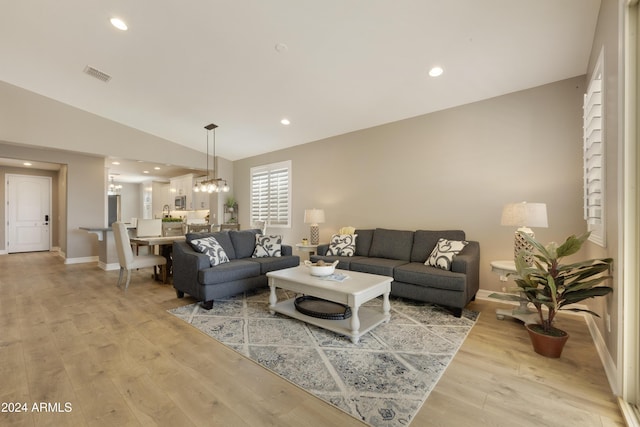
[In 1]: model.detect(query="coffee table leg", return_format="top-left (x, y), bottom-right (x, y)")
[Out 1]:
top-left (350, 305), bottom-right (361, 344)
top-left (382, 291), bottom-right (391, 322)
top-left (268, 279), bottom-right (277, 315)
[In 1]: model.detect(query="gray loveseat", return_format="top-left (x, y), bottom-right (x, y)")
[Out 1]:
top-left (173, 228), bottom-right (300, 309)
top-left (311, 228), bottom-right (480, 317)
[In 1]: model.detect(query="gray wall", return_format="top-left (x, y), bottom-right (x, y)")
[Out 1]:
top-left (582, 0), bottom-right (621, 365)
top-left (234, 76), bottom-right (586, 296)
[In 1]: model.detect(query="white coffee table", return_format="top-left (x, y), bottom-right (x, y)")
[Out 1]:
top-left (267, 266), bottom-right (392, 343)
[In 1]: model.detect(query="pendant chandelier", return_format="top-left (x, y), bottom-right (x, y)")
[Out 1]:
top-left (194, 123), bottom-right (229, 193)
top-left (108, 176), bottom-right (122, 195)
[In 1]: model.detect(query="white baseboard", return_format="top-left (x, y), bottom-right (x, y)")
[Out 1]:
top-left (476, 289), bottom-right (618, 394)
top-left (0, 249), bottom-right (7, 255)
top-left (618, 397), bottom-right (640, 427)
top-left (98, 261), bottom-right (120, 271)
top-left (64, 256), bottom-right (98, 265)
top-left (585, 313), bottom-right (619, 394)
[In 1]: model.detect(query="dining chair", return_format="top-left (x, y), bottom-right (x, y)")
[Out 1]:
top-left (112, 222), bottom-right (167, 290)
top-left (187, 223), bottom-right (211, 233)
top-left (163, 222), bottom-right (185, 236)
top-left (133, 218), bottom-right (162, 255)
top-left (220, 224), bottom-right (240, 231)
top-left (136, 218), bottom-right (162, 237)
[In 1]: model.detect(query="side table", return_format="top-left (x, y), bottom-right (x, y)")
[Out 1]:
top-left (295, 243), bottom-right (319, 261)
top-left (490, 260), bottom-right (538, 324)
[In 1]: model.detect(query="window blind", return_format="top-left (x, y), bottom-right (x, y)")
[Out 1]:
top-left (583, 49), bottom-right (605, 247)
top-left (250, 161), bottom-right (291, 228)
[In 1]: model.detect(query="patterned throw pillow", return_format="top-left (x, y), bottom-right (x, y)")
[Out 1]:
top-left (326, 234), bottom-right (358, 256)
top-left (190, 236), bottom-right (230, 267)
top-left (425, 238), bottom-right (469, 270)
top-left (252, 234), bottom-right (282, 258)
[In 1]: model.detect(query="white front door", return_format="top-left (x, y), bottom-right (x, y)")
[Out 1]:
top-left (6, 174), bottom-right (51, 253)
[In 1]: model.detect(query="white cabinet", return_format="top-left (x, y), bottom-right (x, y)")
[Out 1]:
top-left (193, 189), bottom-right (209, 210)
top-left (152, 181), bottom-right (170, 217)
top-left (170, 174), bottom-right (195, 209)
top-left (169, 174), bottom-right (213, 211)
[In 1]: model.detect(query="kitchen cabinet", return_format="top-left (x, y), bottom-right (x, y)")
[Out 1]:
top-left (170, 174), bottom-right (195, 209)
top-left (193, 188), bottom-right (210, 210)
top-left (169, 174), bottom-right (213, 211)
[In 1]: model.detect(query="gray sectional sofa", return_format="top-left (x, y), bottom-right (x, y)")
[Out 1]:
top-left (311, 228), bottom-right (480, 317)
top-left (173, 228), bottom-right (300, 309)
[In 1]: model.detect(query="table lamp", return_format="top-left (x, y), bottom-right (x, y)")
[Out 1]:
top-left (304, 209), bottom-right (325, 245)
top-left (501, 202), bottom-right (548, 263)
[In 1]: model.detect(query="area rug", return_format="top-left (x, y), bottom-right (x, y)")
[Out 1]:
top-left (168, 288), bottom-right (478, 426)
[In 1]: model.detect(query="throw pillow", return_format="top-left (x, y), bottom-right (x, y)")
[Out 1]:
top-left (326, 234), bottom-right (358, 256)
top-left (190, 236), bottom-right (230, 267)
top-left (252, 234), bottom-right (282, 258)
top-left (425, 238), bottom-right (469, 270)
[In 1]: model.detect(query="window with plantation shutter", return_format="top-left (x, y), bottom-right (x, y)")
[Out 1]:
top-left (250, 161), bottom-right (291, 228)
top-left (583, 49), bottom-right (605, 247)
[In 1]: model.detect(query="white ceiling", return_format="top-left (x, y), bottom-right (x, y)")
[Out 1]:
top-left (0, 0), bottom-right (600, 163)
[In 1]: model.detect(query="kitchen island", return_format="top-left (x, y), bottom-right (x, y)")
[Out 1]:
top-left (80, 224), bottom-right (135, 271)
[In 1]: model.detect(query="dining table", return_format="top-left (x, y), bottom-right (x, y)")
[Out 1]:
top-left (129, 235), bottom-right (186, 282)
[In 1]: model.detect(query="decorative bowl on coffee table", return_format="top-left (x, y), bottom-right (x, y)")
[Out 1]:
top-left (304, 260), bottom-right (339, 276)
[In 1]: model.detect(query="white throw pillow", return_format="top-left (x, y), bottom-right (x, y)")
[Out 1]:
top-left (252, 234), bottom-right (282, 258)
top-left (425, 238), bottom-right (468, 270)
top-left (190, 236), bottom-right (230, 267)
top-left (326, 234), bottom-right (357, 256)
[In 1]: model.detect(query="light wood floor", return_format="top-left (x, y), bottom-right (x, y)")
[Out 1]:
top-left (0, 252), bottom-right (624, 426)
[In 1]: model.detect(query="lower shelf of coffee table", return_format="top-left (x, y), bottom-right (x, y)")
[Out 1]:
top-left (270, 297), bottom-right (389, 343)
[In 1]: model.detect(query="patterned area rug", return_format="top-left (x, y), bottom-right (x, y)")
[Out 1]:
top-left (168, 288), bottom-right (478, 426)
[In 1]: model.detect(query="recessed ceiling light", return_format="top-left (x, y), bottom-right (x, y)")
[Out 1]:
top-left (23, 162), bottom-right (32, 166)
top-left (275, 43), bottom-right (288, 53)
top-left (281, 118), bottom-right (291, 125)
top-left (429, 66), bottom-right (444, 77)
top-left (110, 17), bottom-right (128, 31)
top-left (154, 166), bottom-right (161, 170)
top-left (112, 161), bottom-right (120, 165)
top-left (143, 170), bottom-right (149, 174)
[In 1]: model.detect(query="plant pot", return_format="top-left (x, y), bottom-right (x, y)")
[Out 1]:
top-left (525, 323), bottom-right (569, 358)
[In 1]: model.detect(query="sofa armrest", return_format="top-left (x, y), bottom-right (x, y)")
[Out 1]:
top-left (316, 244), bottom-right (329, 256)
top-left (172, 241), bottom-right (210, 299)
top-left (452, 240), bottom-right (480, 297)
top-left (281, 245), bottom-right (293, 256)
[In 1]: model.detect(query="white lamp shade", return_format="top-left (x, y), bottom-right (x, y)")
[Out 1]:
top-left (304, 209), bottom-right (325, 225)
top-left (501, 202), bottom-right (548, 228)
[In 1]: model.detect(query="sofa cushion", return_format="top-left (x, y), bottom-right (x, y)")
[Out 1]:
top-left (326, 234), bottom-right (357, 256)
top-left (187, 231), bottom-right (236, 260)
top-left (198, 259), bottom-right (261, 285)
top-left (368, 228), bottom-right (414, 261)
top-left (354, 229), bottom-right (374, 256)
top-left (252, 234), bottom-right (282, 258)
top-left (349, 257), bottom-right (407, 277)
top-left (189, 236), bottom-right (230, 267)
top-left (426, 238), bottom-right (469, 270)
top-left (395, 262), bottom-right (467, 292)
top-left (410, 230), bottom-right (466, 263)
top-left (249, 255), bottom-right (301, 274)
top-left (229, 229), bottom-right (261, 259)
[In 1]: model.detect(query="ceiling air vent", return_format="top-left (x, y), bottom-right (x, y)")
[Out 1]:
top-left (83, 65), bottom-right (111, 83)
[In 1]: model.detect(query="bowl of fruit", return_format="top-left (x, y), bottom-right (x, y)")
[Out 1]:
top-left (304, 260), bottom-right (339, 276)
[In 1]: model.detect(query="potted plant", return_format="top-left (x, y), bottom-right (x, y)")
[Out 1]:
top-left (225, 197), bottom-right (236, 212)
top-left (490, 232), bottom-right (613, 358)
